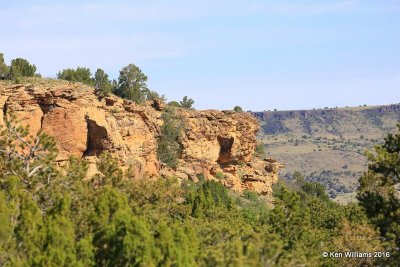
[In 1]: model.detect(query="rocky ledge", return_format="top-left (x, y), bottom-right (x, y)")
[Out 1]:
top-left (0, 79), bottom-right (283, 195)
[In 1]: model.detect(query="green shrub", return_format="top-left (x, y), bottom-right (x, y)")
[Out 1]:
top-left (255, 142), bottom-right (266, 156)
top-left (157, 108), bottom-right (184, 168)
top-left (179, 96), bottom-right (194, 109)
top-left (167, 101), bottom-right (181, 108)
top-left (0, 53), bottom-right (9, 80)
top-left (233, 106), bottom-right (243, 112)
top-left (243, 190), bottom-right (258, 202)
top-left (8, 58), bottom-right (37, 79)
top-left (196, 173), bottom-right (206, 183)
top-left (57, 67), bottom-right (93, 85)
top-left (215, 172), bottom-right (224, 180)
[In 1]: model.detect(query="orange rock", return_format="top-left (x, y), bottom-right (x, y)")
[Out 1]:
top-left (0, 79), bottom-right (283, 196)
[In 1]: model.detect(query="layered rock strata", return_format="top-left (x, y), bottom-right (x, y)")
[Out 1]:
top-left (0, 80), bottom-right (283, 195)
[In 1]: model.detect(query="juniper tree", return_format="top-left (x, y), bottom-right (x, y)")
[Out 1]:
top-left (94, 68), bottom-right (112, 97)
top-left (57, 67), bottom-right (93, 85)
top-left (0, 53), bottom-right (9, 80)
top-left (7, 58), bottom-right (36, 80)
top-left (114, 64), bottom-right (149, 104)
top-left (179, 96), bottom-right (194, 109)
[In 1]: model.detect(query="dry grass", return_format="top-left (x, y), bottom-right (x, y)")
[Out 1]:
top-left (256, 105), bottom-right (400, 203)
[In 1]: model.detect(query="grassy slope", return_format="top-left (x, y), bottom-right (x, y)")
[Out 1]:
top-left (253, 104), bottom-right (400, 203)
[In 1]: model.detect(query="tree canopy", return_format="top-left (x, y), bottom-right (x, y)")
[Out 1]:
top-left (8, 58), bottom-right (37, 80)
top-left (57, 67), bottom-right (93, 85)
top-left (179, 96), bottom-right (194, 109)
top-left (0, 114), bottom-right (392, 266)
top-left (113, 64), bottom-right (149, 104)
top-left (94, 68), bottom-right (112, 97)
top-left (0, 53), bottom-right (9, 80)
top-left (357, 124), bottom-right (400, 264)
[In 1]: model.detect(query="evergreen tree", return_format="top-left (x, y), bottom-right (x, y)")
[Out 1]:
top-left (57, 67), bottom-right (93, 85)
top-left (92, 152), bottom-right (123, 188)
top-left (8, 58), bottom-right (37, 80)
top-left (0, 107), bottom-right (389, 266)
top-left (157, 108), bottom-right (183, 168)
top-left (91, 188), bottom-right (156, 266)
top-left (0, 53), bottom-right (9, 80)
top-left (179, 96), bottom-right (194, 109)
top-left (94, 68), bottom-right (112, 97)
top-left (233, 106), bottom-right (243, 112)
top-left (358, 124), bottom-right (400, 263)
top-left (114, 64), bottom-right (149, 104)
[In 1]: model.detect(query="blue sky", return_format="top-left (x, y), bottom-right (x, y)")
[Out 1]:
top-left (1, 0), bottom-right (399, 110)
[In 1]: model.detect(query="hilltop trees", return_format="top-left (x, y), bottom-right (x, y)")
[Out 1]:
top-left (0, 53), bottom-right (9, 80)
top-left (233, 106), bottom-right (243, 112)
top-left (9, 58), bottom-right (37, 79)
top-left (57, 67), bottom-right (93, 85)
top-left (0, 55), bottom-right (193, 107)
top-left (93, 69), bottom-right (112, 97)
top-left (179, 96), bottom-right (194, 109)
top-left (166, 96), bottom-right (195, 109)
top-left (0, 53), bottom-right (37, 81)
top-left (113, 64), bottom-right (149, 104)
top-left (57, 67), bottom-right (113, 97)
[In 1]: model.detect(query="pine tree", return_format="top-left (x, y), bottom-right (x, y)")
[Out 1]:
top-left (57, 67), bottom-right (93, 85)
top-left (0, 53), bottom-right (9, 80)
top-left (8, 58), bottom-right (37, 80)
top-left (94, 68), bottom-right (112, 97)
top-left (114, 64), bottom-right (149, 104)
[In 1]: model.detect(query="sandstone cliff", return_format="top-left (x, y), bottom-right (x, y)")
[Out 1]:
top-left (0, 79), bottom-right (282, 195)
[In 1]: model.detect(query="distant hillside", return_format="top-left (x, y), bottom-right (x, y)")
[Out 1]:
top-left (253, 104), bottom-right (400, 203)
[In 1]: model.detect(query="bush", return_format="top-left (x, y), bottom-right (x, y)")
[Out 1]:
top-left (167, 101), bottom-right (181, 108)
top-left (0, 53), bottom-right (9, 80)
top-left (57, 67), bottom-right (93, 85)
top-left (255, 142), bottom-right (265, 156)
top-left (215, 172), bottom-right (224, 180)
top-left (196, 173), bottom-right (206, 183)
top-left (179, 96), bottom-right (194, 109)
top-left (146, 90), bottom-right (165, 101)
top-left (243, 190), bottom-right (258, 202)
top-left (157, 108), bottom-right (184, 168)
top-left (233, 106), bottom-right (243, 112)
top-left (8, 58), bottom-right (37, 79)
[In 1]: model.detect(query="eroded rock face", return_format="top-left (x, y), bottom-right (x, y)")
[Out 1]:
top-left (0, 80), bottom-right (282, 195)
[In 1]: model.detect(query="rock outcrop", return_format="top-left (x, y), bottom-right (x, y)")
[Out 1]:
top-left (0, 79), bottom-right (282, 195)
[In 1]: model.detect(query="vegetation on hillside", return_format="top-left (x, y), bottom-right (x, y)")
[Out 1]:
top-left (1, 52), bottom-right (399, 266)
top-left (168, 96), bottom-right (195, 109)
top-left (57, 67), bottom-right (93, 86)
top-left (255, 107), bottom-right (400, 202)
top-left (0, 110), bottom-right (398, 266)
top-left (0, 53), bottom-right (39, 82)
top-left (157, 107), bottom-right (184, 168)
top-left (233, 106), bottom-right (243, 112)
top-left (0, 52), bottom-right (194, 106)
top-left (357, 124), bottom-right (400, 262)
